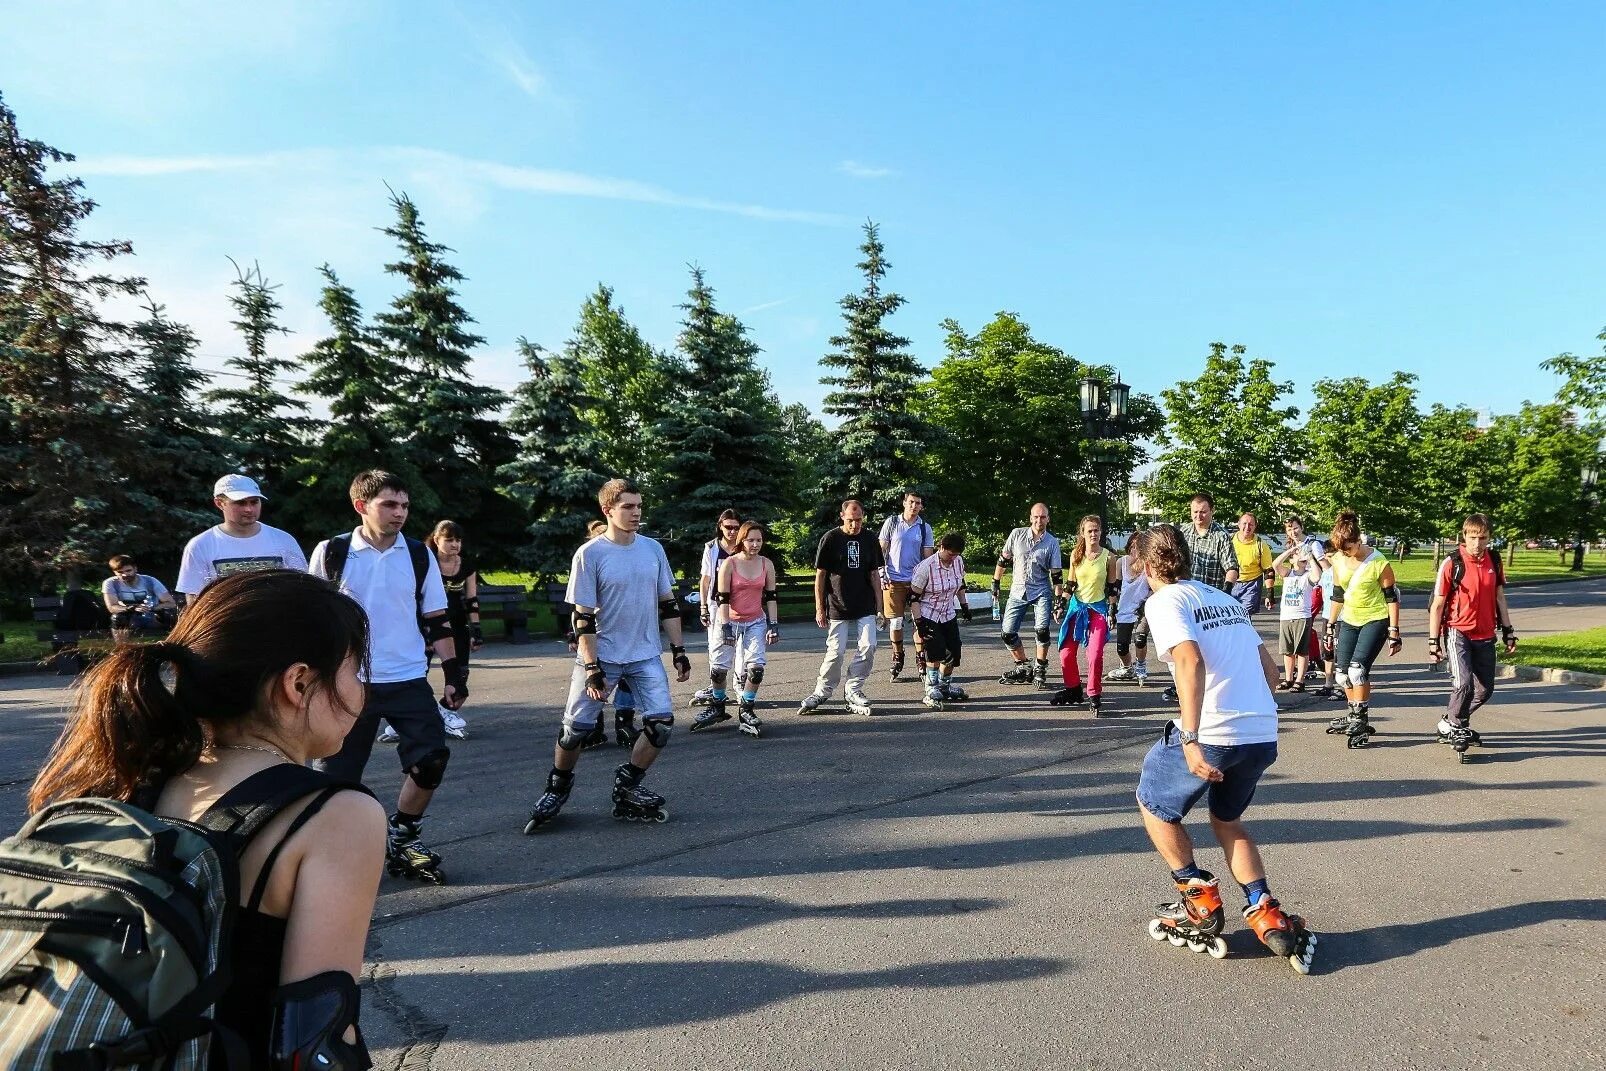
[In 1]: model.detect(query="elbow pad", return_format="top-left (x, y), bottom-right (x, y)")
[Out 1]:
top-left (270, 971), bottom-right (370, 1071)
top-left (424, 615), bottom-right (453, 644)
top-left (1330, 585), bottom-right (1345, 604)
top-left (713, 589), bottom-right (732, 604)
top-left (762, 588), bottom-right (777, 602)
top-left (996, 557), bottom-right (1010, 570)
top-left (658, 596), bottom-right (680, 620)
top-left (464, 596), bottom-right (480, 614)
top-left (1382, 585), bottom-right (1399, 604)
top-left (572, 611), bottom-right (597, 637)
top-left (1050, 570), bottom-right (1064, 588)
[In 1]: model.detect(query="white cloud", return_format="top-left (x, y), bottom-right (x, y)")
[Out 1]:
top-left (739, 298), bottom-right (794, 315)
top-left (73, 147), bottom-right (851, 226)
top-left (491, 42), bottom-right (549, 101)
top-left (838, 160), bottom-right (895, 179)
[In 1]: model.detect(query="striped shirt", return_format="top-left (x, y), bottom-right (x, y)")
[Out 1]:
top-left (911, 553), bottom-right (966, 624)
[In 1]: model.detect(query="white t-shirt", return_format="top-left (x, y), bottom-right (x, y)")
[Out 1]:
top-left (1279, 572), bottom-right (1315, 620)
top-left (1144, 580), bottom-right (1277, 746)
top-left (308, 530), bottom-right (448, 684)
top-left (1115, 557), bottom-right (1151, 624)
top-left (176, 524), bottom-right (308, 596)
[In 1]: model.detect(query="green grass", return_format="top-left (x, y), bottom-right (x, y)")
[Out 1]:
top-left (1500, 626), bottom-right (1606, 676)
top-left (0, 619), bottom-right (53, 663)
top-left (1385, 548), bottom-right (1606, 591)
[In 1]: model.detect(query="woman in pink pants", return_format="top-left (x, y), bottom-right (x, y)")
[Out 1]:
top-left (1051, 515), bottom-right (1121, 715)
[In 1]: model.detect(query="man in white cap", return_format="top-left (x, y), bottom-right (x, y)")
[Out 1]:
top-left (175, 474), bottom-right (308, 601)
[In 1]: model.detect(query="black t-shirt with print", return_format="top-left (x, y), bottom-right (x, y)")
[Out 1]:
top-left (815, 528), bottom-right (885, 620)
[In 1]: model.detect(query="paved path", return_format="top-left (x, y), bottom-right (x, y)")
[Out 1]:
top-left (2, 582), bottom-right (1603, 1070)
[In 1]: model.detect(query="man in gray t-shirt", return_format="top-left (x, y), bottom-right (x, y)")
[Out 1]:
top-left (992, 503), bottom-right (1065, 687)
top-left (525, 480), bottom-right (693, 833)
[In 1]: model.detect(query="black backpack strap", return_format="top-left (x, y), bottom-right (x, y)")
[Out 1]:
top-left (323, 532), bottom-right (354, 586)
top-left (407, 536), bottom-right (428, 607)
top-left (199, 765), bottom-right (372, 857)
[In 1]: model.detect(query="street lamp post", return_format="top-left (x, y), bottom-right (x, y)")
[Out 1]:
top-left (1572, 459), bottom-right (1599, 572)
top-left (1079, 373), bottom-right (1132, 531)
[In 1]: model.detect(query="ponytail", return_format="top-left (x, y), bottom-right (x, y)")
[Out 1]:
top-left (29, 643), bottom-right (202, 811)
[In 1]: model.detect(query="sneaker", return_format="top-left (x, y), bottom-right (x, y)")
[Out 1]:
top-left (439, 704), bottom-right (468, 739)
top-left (1105, 665), bottom-right (1135, 683)
top-left (377, 722), bottom-right (399, 744)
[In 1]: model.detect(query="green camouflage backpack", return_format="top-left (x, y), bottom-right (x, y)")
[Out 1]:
top-left (0, 765), bottom-right (356, 1070)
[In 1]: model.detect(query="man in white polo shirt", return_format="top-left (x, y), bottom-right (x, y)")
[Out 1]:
top-left (175, 474), bottom-right (307, 601)
top-left (309, 469), bottom-right (463, 885)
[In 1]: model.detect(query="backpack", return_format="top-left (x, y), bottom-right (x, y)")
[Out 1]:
top-left (0, 765), bottom-right (368, 1071)
top-left (323, 531), bottom-right (431, 636)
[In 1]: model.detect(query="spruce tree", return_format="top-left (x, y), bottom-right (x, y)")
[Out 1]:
top-left (500, 338), bottom-right (608, 582)
top-left (815, 221), bottom-right (929, 530)
top-left (651, 266), bottom-right (792, 570)
top-left (206, 259), bottom-right (312, 495)
top-left (125, 297), bottom-right (230, 572)
top-left (0, 92), bottom-right (145, 582)
top-left (373, 190), bottom-right (518, 557)
top-left (291, 264), bottom-right (412, 535)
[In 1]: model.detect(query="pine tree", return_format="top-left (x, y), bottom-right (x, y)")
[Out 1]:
top-left (0, 92), bottom-right (145, 582)
top-left (125, 297), bottom-right (230, 573)
top-left (290, 264), bottom-right (412, 536)
top-left (815, 221), bottom-right (930, 530)
top-left (651, 266), bottom-right (793, 570)
top-left (206, 259), bottom-right (312, 495)
top-left (499, 338), bottom-right (608, 582)
top-left (373, 190), bottom-right (519, 558)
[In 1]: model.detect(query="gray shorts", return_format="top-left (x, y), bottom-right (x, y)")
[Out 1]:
top-left (562, 657), bottom-right (674, 731)
top-left (1278, 618), bottom-right (1313, 657)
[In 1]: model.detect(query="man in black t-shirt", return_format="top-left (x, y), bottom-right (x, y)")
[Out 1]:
top-left (800, 499), bottom-right (886, 716)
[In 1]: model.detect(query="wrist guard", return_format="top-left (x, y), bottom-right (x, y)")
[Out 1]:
top-left (990, 579), bottom-right (1001, 598)
top-left (464, 596), bottom-right (480, 614)
top-left (1501, 625), bottom-right (1517, 646)
top-left (440, 656), bottom-right (468, 690)
top-left (670, 644), bottom-right (691, 675)
top-left (584, 661), bottom-right (606, 692)
top-left (960, 605), bottom-right (973, 623)
top-left (766, 621), bottom-right (780, 642)
top-left (270, 971), bottom-right (370, 1071)
top-left (469, 623), bottom-right (484, 644)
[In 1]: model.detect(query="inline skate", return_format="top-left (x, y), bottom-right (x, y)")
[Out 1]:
top-left (1326, 705), bottom-right (1375, 749)
top-left (690, 697), bottom-right (732, 732)
top-left (846, 691), bottom-right (874, 716)
top-left (1132, 661), bottom-right (1150, 686)
top-left (999, 662), bottom-right (1035, 686)
top-left (1242, 896), bottom-right (1317, 974)
top-left (1437, 718), bottom-right (1479, 763)
top-left (1146, 872), bottom-right (1227, 958)
top-left (523, 769), bottom-right (573, 833)
top-left (922, 683), bottom-right (946, 711)
top-left (1049, 684), bottom-right (1088, 707)
top-left (888, 650), bottom-right (905, 682)
top-left (738, 698), bottom-right (762, 737)
top-left (797, 691), bottom-right (827, 715)
top-left (386, 813), bottom-right (445, 884)
top-left (612, 763), bottom-right (668, 823)
top-left (1034, 661), bottom-right (1050, 689)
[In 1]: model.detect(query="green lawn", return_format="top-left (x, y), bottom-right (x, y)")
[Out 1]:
top-left (1501, 626), bottom-right (1606, 676)
top-left (1385, 548), bottom-right (1606, 591)
top-left (0, 619), bottom-right (52, 663)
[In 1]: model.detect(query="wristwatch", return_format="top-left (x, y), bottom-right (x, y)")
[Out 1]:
top-left (1177, 727), bottom-right (1200, 745)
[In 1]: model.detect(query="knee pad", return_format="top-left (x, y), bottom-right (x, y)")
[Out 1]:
top-left (270, 970), bottom-right (370, 1071)
top-left (710, 668), bottom-right (728, 688)
top-left (888, 615), bottom-right (903, 634)
top-left (641, 717), bottom-right (672, 749)
top-left (406, 747), bottom-right (450, 790)
top-left (1034, 627), bottom-right (1051, 647)
top-left (1000, 631), bottom-right (1020, 650)
top-left (1347, 662), bottom-right (1369, 687)
top-left (557, 724), bottom-right (592, 752)
top-left (746, 665), bottom-right (765, 688)
top-left (1333, 668), bottom-right (1352, 689)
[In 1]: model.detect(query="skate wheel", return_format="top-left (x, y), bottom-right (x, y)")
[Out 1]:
top-left (1207, 937), bottom-right (1228, 959)
top-left (1147, 919), bottom-right (1167, 941)
top-left (1187, 940), bottom-right (1207, 954)
top-left (1457, 751), bottom-right (1471, 764)
top-left (1167, 933), bottom-right (1186, 946)
top-left (425, 869), bottom-right (446, 885)
top-left (652, 809), bottom-right (669, 822)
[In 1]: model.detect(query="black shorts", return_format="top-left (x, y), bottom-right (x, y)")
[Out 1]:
top-left (318, 677), bottom-right (445, 781)
top-left (914, 617), bottom-right (962, 667)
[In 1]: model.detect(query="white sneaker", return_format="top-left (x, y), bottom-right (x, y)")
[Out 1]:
top-left (1105, 666), bottom-right (1135, 682)
top-left (377, 722), bottom-right (399, 744)
top-left (439, 704), bottom-right (468, 739)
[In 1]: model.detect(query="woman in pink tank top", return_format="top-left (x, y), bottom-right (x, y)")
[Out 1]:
top-left (702, 523), bottom-right (780, 737)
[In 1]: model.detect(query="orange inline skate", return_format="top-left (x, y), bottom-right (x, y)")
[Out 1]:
top-left (1243, 896), bottom-right (1318, 974)
top-left (1146, 871), bottom-right (1228, 958)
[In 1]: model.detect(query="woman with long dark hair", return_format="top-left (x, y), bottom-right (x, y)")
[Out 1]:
top-left (28, 570), bottom-right (384, 1069)
top-left (426, 520), bottom-right (480, 739)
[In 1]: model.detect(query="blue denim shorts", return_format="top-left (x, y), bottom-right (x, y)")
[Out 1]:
top-left (1136, 722), bottom-right (1277, 823)
top-left (1000, 591), bottom-right (1053, 638)
top-left (563, 657), bottom-right (674, 729)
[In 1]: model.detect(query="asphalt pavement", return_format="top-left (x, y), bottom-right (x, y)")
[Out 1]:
top-left (1, 581), bottom-right (1602, 1070)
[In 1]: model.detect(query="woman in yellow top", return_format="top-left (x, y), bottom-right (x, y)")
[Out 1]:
top-left (1051, 515), bottom-right (1122, 715)
top-left (1322, 510), bottom-right (1402, 747)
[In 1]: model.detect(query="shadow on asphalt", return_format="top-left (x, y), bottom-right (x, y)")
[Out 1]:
top-left (1317, 898), bottom-right (1606, 972)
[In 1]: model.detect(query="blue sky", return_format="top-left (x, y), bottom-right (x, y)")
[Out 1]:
top-left (6, 1), bottom-right (1604, 423)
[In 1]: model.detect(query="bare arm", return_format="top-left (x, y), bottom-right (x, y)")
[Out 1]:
top-left (814, 568), bottom-right (829, 628)
top-left (278, 791), bottom-right (386, 986)
top-left (1171, 640), bottom-right (1223, 783)
top-left (715, 559), bottom-right (735, 627)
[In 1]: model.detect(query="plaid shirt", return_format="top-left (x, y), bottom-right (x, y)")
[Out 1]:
top-left (1181, 523), bottom-right (1237, 592)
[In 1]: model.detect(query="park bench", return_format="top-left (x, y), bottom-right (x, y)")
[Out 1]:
top-left (30, 594), bottom-right (172, 675)
top-left (476, 583), bottom-right (532, 644)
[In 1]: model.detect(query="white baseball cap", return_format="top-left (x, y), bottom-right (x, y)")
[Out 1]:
top-left (213, 474), bottom-right (267, 501)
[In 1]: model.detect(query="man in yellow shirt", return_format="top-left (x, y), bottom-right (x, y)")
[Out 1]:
top-left (1231, 513), bottom-right (1275, 614)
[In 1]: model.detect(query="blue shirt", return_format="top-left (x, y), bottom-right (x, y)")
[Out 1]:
top-left (878, 515), bottom-right (933, 582)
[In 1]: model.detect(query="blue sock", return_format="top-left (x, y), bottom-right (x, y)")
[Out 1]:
top-left (742, 691), bottom-right (756, 702)
top-left (926, 668), bottom-right (941, 688)
top-left (1171, 862), bottom-right (1205, 883)
top-left (712, 688), bottom-right (726, 701)
top-left (1243, 878), bottom-right (1271, 906)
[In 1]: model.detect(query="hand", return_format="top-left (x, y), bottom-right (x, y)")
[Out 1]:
top-left (720, 623), bottom-right (736, 648)
top-left (1426, 638), bottom-right (1443, 665)
top-left (470, 624), bottom-right (484, 651)
top-left (1183, 742), bottom-right (1223, 782)
top-left (1501, 626), bottom-right (1517, 654)
top-left (442, 683), bottom-right (464, 711)
top-left (875, 614), bottom-right (887, 630)
top-left (1387, 629), bottom-right (1402, 657)
top-left (699, 607), bottom-right (711, 629)
top-left (584, 662), bottom-right (607, 700)
top-left (816, 609), bottom-right (828, 629)
top-left (670, 645), bottom-right (692, 682)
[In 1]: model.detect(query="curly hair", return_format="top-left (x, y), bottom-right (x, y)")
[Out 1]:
top-left (1135, 524), bottom-right (1192, 585)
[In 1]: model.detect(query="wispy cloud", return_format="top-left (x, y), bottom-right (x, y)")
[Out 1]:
top-left (838, 159), bottom-right (895, 179)
top-left (484, 39), bottom-right (549, 101)
top-left (739, 297), bottom-right (794, 315)
top-left (73, 147), bottom-right (851, 226)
